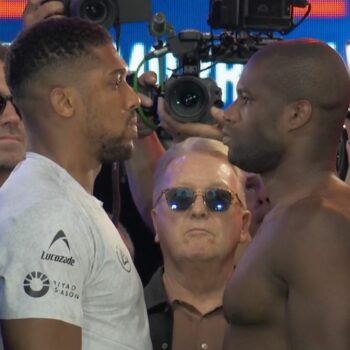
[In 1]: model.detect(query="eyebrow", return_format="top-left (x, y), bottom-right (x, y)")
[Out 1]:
top-left (108, 68), bottom-right (127, 77)
top-left (236, 86), bottom-right (251, 95)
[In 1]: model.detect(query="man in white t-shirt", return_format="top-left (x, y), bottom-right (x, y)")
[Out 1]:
top-left (0, 17), bottom-right (152, 350)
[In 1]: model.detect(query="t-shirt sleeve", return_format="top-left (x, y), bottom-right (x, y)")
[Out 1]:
top-left (0, 201), bottom-right (94, 327)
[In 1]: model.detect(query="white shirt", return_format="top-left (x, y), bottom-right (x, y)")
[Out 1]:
top-left (0, 153), bottom-right (152, 350)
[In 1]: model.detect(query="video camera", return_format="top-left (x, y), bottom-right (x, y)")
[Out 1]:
top-left (137, 0), bottom-right (311, 127)
top-left (52, 0), bottom-right (151, 28)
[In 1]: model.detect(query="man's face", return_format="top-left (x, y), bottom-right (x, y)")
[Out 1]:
top-left (222, 59), bottom-right (287, 174)
top-left (151, 153), bottom-right (250, 263)
top-left (78, 43), bottom-right (140, 163)
top-left (0, 62), bottom-right (26, 174)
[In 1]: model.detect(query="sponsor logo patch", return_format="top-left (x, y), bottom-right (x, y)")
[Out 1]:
top-left (41, 230), bottom-right (75, 266)
top-left (23, 271), bottom-right (80, 300)
top-left (23, 271), bottom-right (50, 298)
top-left (116, 246), bottom-right (131, 272)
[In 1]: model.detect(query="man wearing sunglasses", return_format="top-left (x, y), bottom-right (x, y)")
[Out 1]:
top-left (0, 44), bottom-right (26, 187)
top-left (211, 39), bottom-right (350, 350)
top-left (145, 137), bottom-right (251, 350)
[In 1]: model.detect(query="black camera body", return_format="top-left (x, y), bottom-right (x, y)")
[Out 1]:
top-left (208, 0), bottom-right (309, 33)
top-left (144, 1), bottom-right (310, 125)
top-left (163, 30), bottom-right (223, 124)
top-left (56, 0), bottom-right (151, 28)
top-left (164, 76), bottom-right (222, 124)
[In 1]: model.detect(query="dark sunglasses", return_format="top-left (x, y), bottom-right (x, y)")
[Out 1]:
top-left (0, 93), bottom-right (13, 115)
top-left (155, 187), bottom-right (243, 212)
top-left (0, 93), bottom-right (22, 118)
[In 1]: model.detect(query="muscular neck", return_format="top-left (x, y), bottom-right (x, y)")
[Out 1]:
top-left (163, 257), bottom-right (234, 314)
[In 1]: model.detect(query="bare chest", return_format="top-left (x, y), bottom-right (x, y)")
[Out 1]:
top-left (223, 227), bottom-right (288, 326)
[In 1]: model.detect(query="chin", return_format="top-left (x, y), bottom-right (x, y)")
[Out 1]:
top-left (99, 139), bottom-right (134, 163)
top-left (0, 153), bottom-right (25, 168)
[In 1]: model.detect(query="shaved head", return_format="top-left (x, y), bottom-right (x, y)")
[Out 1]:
top-left (223, 38), bottom-right (350, 174)
top-left (248, 39), bottom-right (350, 117)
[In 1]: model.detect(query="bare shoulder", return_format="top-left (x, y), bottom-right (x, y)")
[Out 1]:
top-left (271, 182), bottom-right (350, 278)
top-left (284, 182), bottom-right (350, 241)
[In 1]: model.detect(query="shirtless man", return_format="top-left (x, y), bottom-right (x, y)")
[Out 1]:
top-left (212, 38), bottom-right (350, 350)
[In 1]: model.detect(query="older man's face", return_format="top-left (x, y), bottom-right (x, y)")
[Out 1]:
top-left (0, 62), bottom-right (26, 174)
top-left (151, 152), bottom-right (251, 263)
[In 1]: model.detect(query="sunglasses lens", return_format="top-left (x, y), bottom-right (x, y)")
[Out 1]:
top-left (165, 187), bottom-right (194, 211)
top-left (205, 189), bottom-right (232, 212)
top-left (0, 95), bottom-right (5, 114)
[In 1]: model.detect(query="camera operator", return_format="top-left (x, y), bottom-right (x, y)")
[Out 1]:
top-left (126, 97), bottom-right (271, 239)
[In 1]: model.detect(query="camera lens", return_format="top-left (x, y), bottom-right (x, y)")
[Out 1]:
top-left (83, 0), bottom-right (107, 23)
top-left (165, 77), bottom-right (208, 122)
top-left (72, 0), bottom-right (117, 28)
top-left (178, 90), bottom-right (200, 108)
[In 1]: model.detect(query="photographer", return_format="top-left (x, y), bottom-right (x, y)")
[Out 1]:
top-left (126, 97), bottom-right (270, 239)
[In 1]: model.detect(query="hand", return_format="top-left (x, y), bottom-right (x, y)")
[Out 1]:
top-left (134, 71), bottom-right (158, 138)
top-left (23, 0), bottom-right (65, 29)
top-left (210, 105), bottom-right (226, 127)
top-left (158, 98), bottom-right (224, 142)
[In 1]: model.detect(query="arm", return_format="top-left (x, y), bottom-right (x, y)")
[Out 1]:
top-left (124, 72), bottom-right (165, 229)
top-left (1, 319), bottom-right (81, 350)
top-left (125, 132), bottom-right (165, 229)
top-left (0, 203), bottom-right (91, 350)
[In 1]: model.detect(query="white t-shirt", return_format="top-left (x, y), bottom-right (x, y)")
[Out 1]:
top-left (0, 153), bottom-right (152, 350)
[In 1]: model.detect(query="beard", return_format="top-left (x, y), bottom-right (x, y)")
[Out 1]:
top-left (97, 135), bottom-right (134, 164)
top-left (227, 133), bottom-right (285, 174)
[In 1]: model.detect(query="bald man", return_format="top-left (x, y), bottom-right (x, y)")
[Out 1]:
top-left (212, 39), bottom-right (350, 350)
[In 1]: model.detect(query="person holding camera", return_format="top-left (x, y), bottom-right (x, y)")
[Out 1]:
top-left (0, 17), bottom-right (152, 350)
top-left (126, 97), bottom-right (271, 240)
top-left (211, 38), bottom-right (350, 350)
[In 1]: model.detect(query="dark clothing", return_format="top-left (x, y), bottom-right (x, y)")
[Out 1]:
top-left (144, 267), bottom-right (227, 350)
top-left (144, 267), bottom-right (173, 350)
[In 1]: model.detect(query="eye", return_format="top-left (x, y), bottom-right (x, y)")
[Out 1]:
top-left (241, 95), bottom-right (252, 105)
top-left (112, 73), bottom-right (123, 89)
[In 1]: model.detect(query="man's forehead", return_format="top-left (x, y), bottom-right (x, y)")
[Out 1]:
top-left (91, 44), bottom-right (127, 72)
top-left (166, 154), bottom-right (238, 183)
top-left (238, 60), bottom-right (271, 92)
